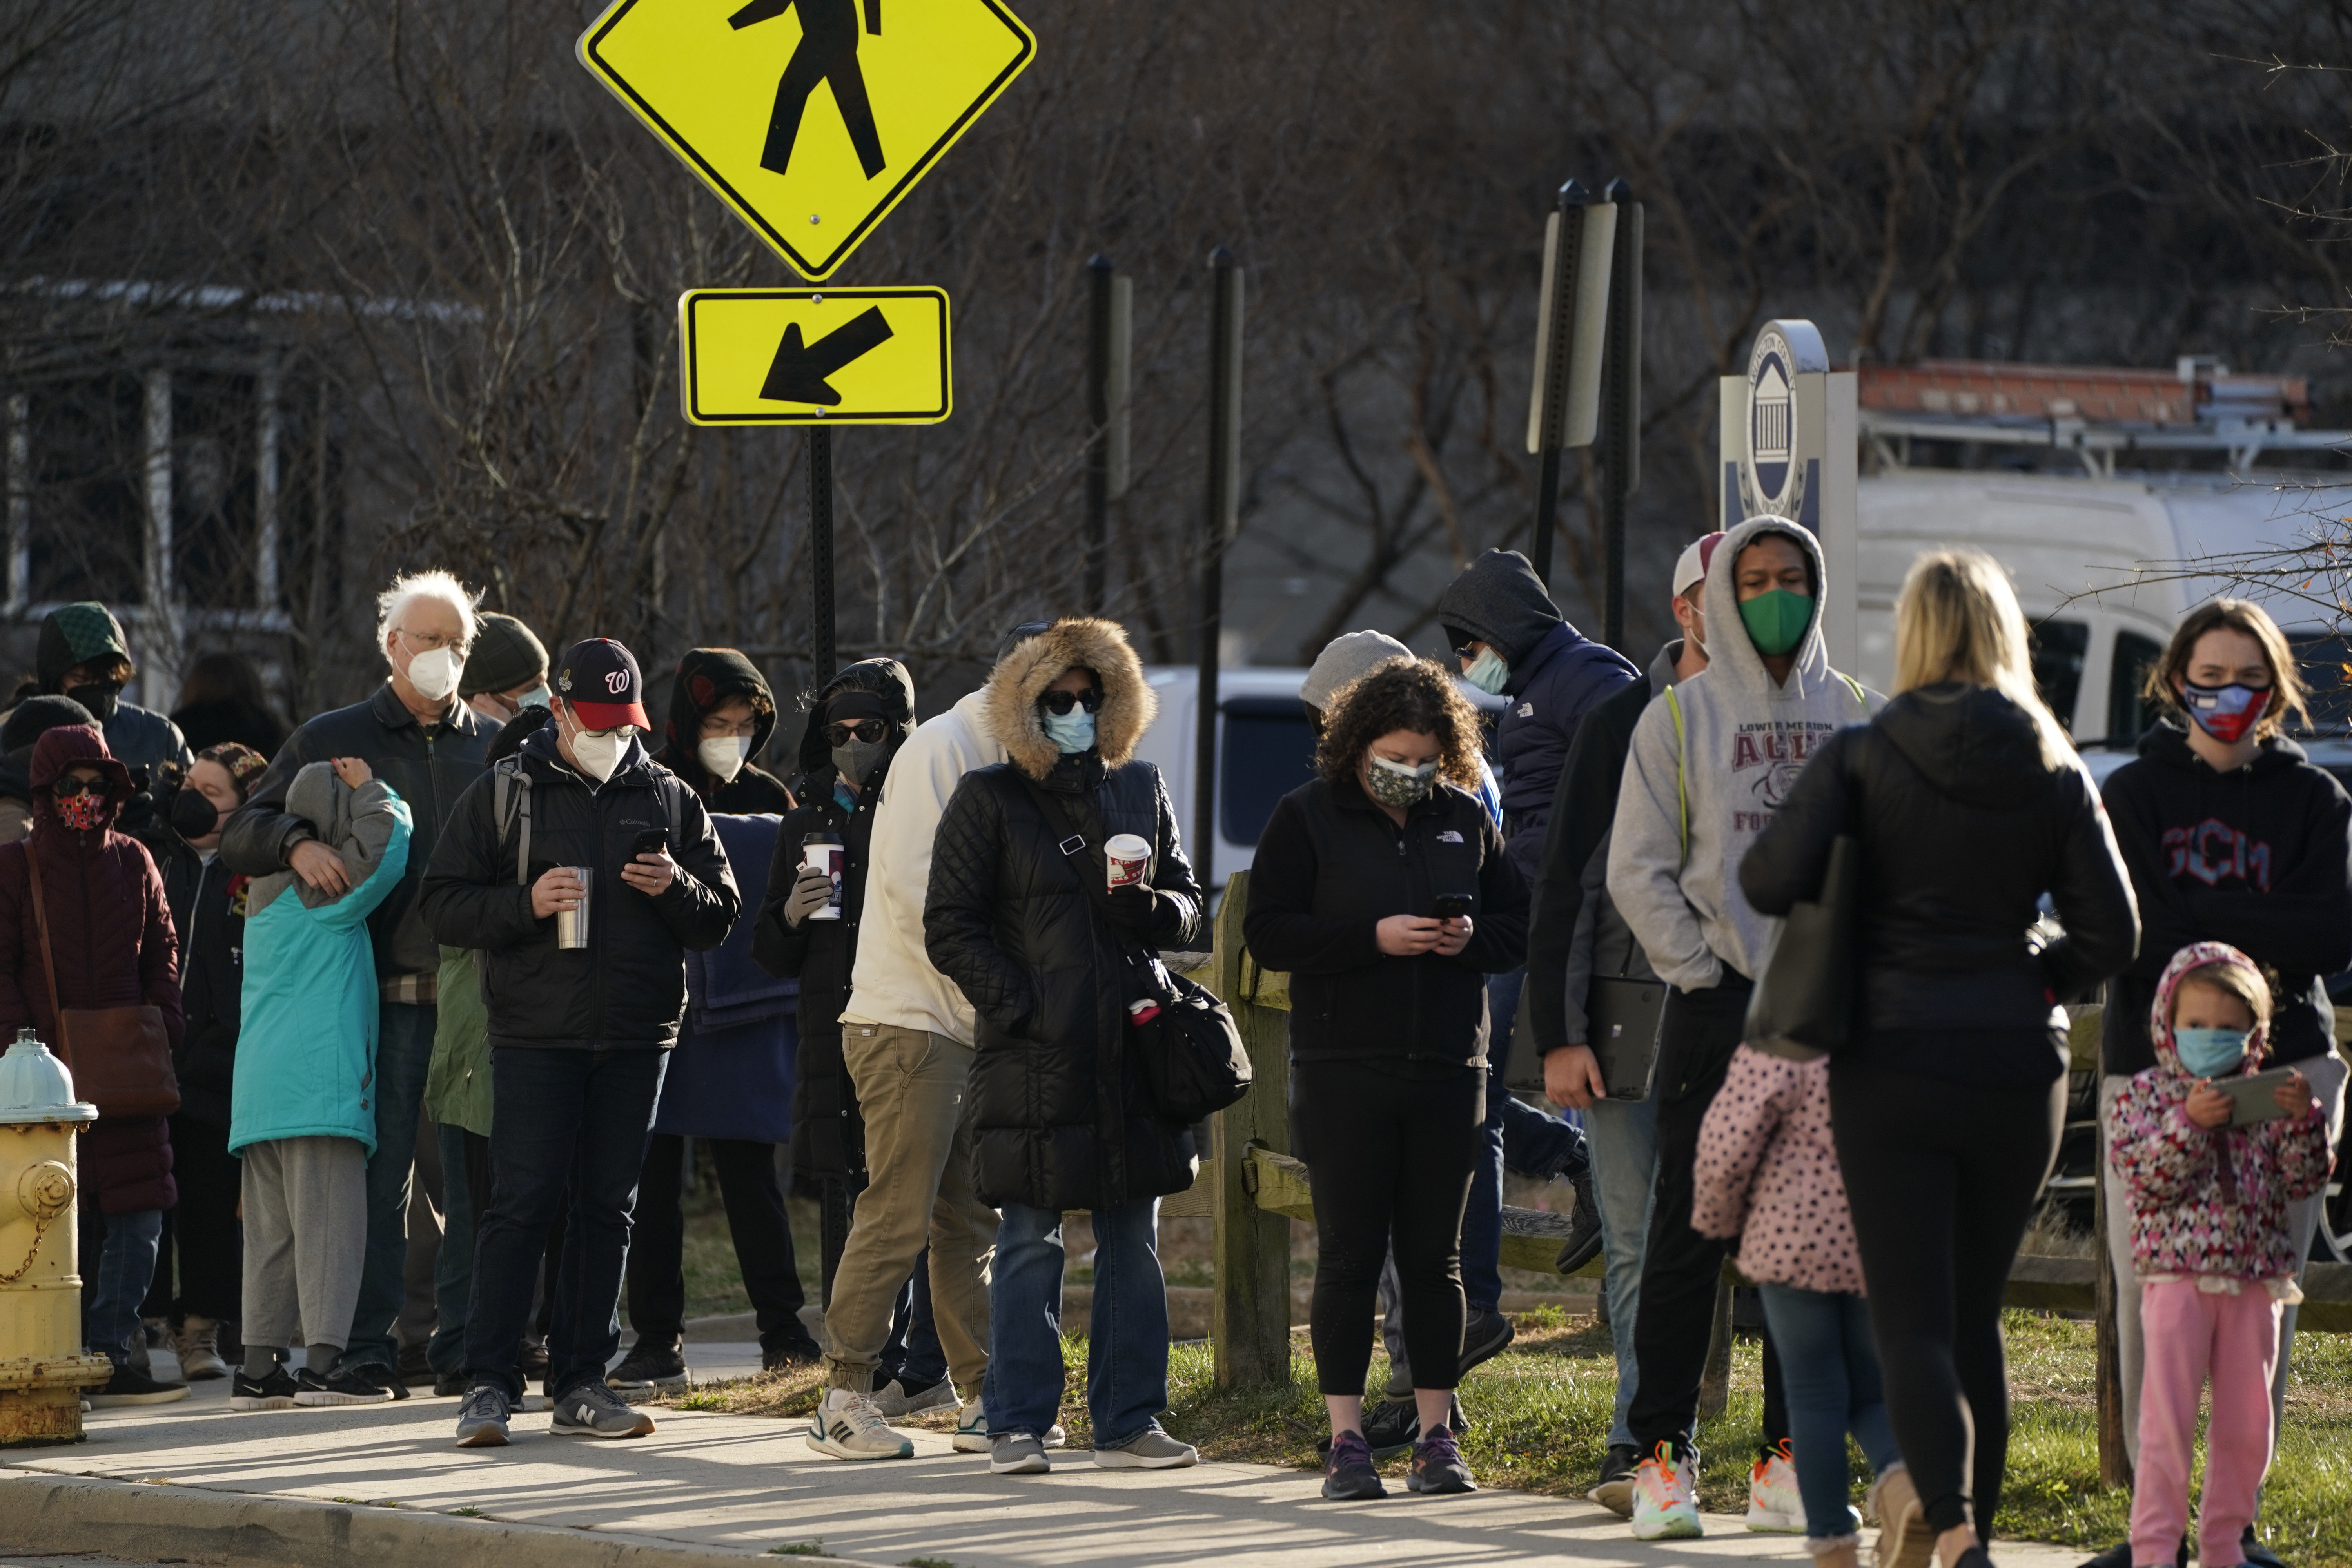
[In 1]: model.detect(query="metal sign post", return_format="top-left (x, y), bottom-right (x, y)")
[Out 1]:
top-left (808, 426), bottom-right (836, 684)
top-left (1084, 255), bottom-right (1132, 613)
top-left (1718, 319), bottom-right (1859, 667)
top-left (1196, 247), bottom-right (1243, 893)
top-left (1597, 178), bottom-right (1642, 653)
top-left (1524, 180), bottom-right (1616, 592)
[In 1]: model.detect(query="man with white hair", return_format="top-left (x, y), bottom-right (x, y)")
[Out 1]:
top-left (222, 569), bottom-right (505, 1399)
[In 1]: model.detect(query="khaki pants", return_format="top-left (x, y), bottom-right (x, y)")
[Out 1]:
top-left (2102, 1049), bottom-right (2348, 1466)
top-left (823, 1024), bottom-right (998, 1394)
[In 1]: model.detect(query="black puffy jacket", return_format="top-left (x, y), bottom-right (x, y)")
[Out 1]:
top-left (1740, 683), bottom-right (2139, 1039)
top-left (224, 683), bottom-right (502, 978)
top-left (417, 726), bottom-right (739, 1050)
top-left (925, 752), bottom-right (1205, 1212)
top-left (1245, 774), bottom-right (1528, 1065)
top-left (751, 657), bottom-right (915, 1181)
top-left (161, 844), bottom-right (243, 1129)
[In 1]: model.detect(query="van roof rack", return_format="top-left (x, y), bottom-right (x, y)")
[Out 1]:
top-left (1856, 359), bottom-right (2352, 479)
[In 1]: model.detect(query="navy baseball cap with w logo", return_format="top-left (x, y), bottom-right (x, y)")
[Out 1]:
top-left (555, 638), bottom-right (649, 731)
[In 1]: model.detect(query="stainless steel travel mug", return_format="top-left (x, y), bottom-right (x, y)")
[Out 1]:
top-left (555, 866), bottom-right (593, 950)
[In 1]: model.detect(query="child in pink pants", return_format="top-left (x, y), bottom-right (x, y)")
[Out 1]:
top-left (2109, 943), bottom-right (2333, 1568)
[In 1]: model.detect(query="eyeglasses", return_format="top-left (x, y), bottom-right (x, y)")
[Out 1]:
top-left (1452, 643), bottom-right (1480, 661)
top-left (1040, 688), bottom-right (1103, 716)
top-left (824, 719), bottom-right (888, 746)
top-left (52, 777), bottom-right (101, 798)
top-left (397, 628), bottom-right (469, 655)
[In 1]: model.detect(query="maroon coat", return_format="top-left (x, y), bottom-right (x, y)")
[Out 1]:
top-left (0, 725), bottom-right (183, 1213)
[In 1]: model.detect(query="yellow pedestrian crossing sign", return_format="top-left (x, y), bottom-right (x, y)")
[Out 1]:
top-left (579, 0), bottom-right (1036, 281)
top-left (680, 287), bottom-right (951, 425)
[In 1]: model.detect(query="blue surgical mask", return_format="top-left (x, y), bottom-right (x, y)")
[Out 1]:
top-left (1042, 708), bottom-right (1097, 755)
top-left (2174, 1025), bottom-right (2250, 1078)
top-left (1463, 647), bottom-right (1509, 695)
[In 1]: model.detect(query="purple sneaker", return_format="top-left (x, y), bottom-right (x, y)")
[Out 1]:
top-left (1323, 1429), bottom-right (1386, 1501)
top-left (1408, 1422), bottom-right (1476, 1495)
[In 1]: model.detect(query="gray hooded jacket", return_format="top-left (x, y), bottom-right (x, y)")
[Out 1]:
top-left (1606, 517), bottom-right (1880, 993)
top-left (248, 762), bottom-right (401, 918)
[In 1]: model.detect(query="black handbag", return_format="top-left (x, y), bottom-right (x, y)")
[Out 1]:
top-left (1743, 831), bottom-right (1861, 1062)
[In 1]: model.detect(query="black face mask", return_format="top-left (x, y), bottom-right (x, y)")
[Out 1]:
top-left (65, 681), bottom-right (122, 722)
top-left (169, 784), bottom-right (222, 840)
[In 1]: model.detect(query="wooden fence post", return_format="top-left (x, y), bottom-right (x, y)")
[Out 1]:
top-left (1206, 871), bottom-right (1292, 1388)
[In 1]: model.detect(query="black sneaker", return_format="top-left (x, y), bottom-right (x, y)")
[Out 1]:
top-left (1361, 1397), bottom-right (1420, 1460)
top-left (229, 1365), bottom-right (299, 1412)
top-left (2076, 1537), bottom-right (2186, 1568)
top-left (762, 1334), bottom-right (825, 1372)
top-left (1407, 1421), bottom-right (1476, 1495)
top-left (295, 1365), bottom-right (396, 1406)
top-left (334, 1361), bottom-right (409, 1401)
top-left (516, 1336), bottom-right (551, 1379)
top-left (1556, 1179), bottom-right (1606, 1276)
top-left (608, 1338), bottom-right (690, 1401)
top-left (433, 1368), bottom-right (469, 1398)
top-left (87, 1363), bottom-right (190, 1407)
top-left (2242, 1528), bottom-right (2287, 1568)
top-left (1459, 1306), bottom-right (1515, 1374)
top-left (1322, 1429), bottom-right (1385, 1501)
top-left (1589, 1440), bottom-right (1642, 1515)
top-left (397, 1340), bottom-right (434, 1387)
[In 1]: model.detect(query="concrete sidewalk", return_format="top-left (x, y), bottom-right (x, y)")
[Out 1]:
top-left (1, 1348), bottom-right (2091, 1568)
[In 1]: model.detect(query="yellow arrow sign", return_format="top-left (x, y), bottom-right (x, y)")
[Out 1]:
top-left (580, 0), bottom-right (1035, 281)
top-left (680, 287), bottom-right (951, 425)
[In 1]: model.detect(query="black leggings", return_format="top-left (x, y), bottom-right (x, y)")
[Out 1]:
top-left (1831, 1058), bottom-right (2064, 1539)
top-left (1292, 1060), bottom-right (1483, 1397)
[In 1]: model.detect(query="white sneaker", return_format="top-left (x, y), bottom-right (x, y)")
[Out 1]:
top-left (952, 1399), bottom-right (1067, 1454)
top-left (806, 1388), bottom-right (913, 1460)
top-left (1630, 1441), bottom-right (1703, 1541)
top-left (872, 1375), bottom-right (958, 1420)
top-left (1747, 1440), bottom-right (1806, 1533)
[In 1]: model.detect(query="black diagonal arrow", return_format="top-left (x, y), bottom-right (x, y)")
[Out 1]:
top-left (759, 306), bottom-right (895, 406)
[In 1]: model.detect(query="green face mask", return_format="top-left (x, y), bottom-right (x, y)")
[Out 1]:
top-left (1739, 589), bottom-right (1813, 657)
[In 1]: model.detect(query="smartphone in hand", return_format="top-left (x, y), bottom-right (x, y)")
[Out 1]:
top-left (1430, 893), bottom-right (1473, 920)
top-left (632, 828), bottom-right (670, 858)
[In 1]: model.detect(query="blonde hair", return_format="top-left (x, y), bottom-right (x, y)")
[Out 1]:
top-left (2172, 959), bottom-right (2273, 1029)
top-left (1894, 549), bottom-right (2073, 769)
top-left (2143, 599), bottom-right (2309, 739)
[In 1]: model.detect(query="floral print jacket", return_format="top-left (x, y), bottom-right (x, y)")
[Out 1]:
top-left (1691, 1043), bottom-right (1864, 1295)
top-left (2110, 941), bottom-right (2335, 1281)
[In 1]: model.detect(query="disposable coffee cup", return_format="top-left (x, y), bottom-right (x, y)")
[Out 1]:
top-left (555, 867), bottom-right (593, 950)
top-left (1105, 833), bottom-right (1152, 891)
top-left (803, 832), bottom-right (844, 921)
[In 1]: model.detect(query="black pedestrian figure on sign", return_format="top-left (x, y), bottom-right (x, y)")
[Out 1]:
top-left (730, 0), bottom-right (886, 181)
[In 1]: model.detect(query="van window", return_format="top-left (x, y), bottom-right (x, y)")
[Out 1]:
top-left (2028, 619), bottom-right (2089, 734)
top-left (2109, 631), bottom-right (2165, 745)
top-left (1219, 697), bottom-right (1318, 846)
top-left (2289, 633), bottom-right (2352, 734)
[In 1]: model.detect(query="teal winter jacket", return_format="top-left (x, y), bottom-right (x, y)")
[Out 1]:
top-left (230, 767), bottom-right (413, 1155)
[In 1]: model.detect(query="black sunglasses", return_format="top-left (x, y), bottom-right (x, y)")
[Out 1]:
top-left (52, 777), bottom-right (100, 798)
top-left (1040, 688), bottom-right (1104, 716)
top-left (824, 719), bottom-right (888, 746)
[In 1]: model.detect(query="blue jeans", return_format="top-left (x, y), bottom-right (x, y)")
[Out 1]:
top-left (881, 1245), bottom-right (948, 1389)
top-left (339, 999), bottom-right (437, 1373)
top-left (427, 1121), bottom-right (475, 1378)
top-left (1758, 1284), bottom-right (1902, 1541)
top-left (984, 1198), bottom-right (1169, 1449)
top-left (1461, 968), bottom-right (1591, 1312)
top-left (78, 1207), bottom-right (164, 1369)
top-left (1586, 1090), bottom-right (1658, 1448)
top-left (465, 1047), bottom-right (668, 1401)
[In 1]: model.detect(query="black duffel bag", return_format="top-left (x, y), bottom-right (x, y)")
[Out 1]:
top-left (1134, 964), bottom-right (1253, 1123)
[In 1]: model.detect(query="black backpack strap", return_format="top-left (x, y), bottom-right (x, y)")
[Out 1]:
top-left (492, 758), bottom-right (532, 887)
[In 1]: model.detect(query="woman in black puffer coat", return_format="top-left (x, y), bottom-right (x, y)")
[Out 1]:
top-left (924, 616), bottom-right (1205, 1468)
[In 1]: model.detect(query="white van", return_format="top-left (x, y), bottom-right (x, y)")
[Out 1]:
top-left (1130, 665), bottom-right (1318, 892)
top-left (1852, 469), bottom-right (2352, 784)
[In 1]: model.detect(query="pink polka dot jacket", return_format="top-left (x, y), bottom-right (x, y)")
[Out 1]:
top-left (2110, 941), bottom-right (2334, 1282)
top-left (1690, 1043), bottom-right (1864, 1295)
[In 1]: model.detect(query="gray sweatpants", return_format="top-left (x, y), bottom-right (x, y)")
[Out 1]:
top-left (241, 1135), bottom-right (369, 1352)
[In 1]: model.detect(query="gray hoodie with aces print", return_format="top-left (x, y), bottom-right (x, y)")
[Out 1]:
top-left (1606, 515), bottom-right (1880, 993)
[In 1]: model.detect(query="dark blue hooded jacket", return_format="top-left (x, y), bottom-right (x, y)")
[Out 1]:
top-left (1436, 549), bottom-right (1638, 877)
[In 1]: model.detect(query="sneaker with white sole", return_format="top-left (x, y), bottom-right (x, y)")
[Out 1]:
top-left (808, 1388), bottom-right (914, 1460)
top-left (1747, 1439), bottom-right (1806, 1533)
top-left (294, 1366), bottom-right (395, 1406)
top-left (951, 1400), bottom-right (1065, 1454)
top-left (550, 1379), bottom-right (656, 1439)
top-left (1093, 1426), bottom-right (1197, 1469)
top-left (454, 1383), bottom-right (512, 1447)
top-left (229, 1365), bottom-right (299, 1412)
top-left (606, 1338), bottom-right (690, 1402)
top-left (872, 1374), bottom-right (957, 1420)
top-left (1630, 1441), bottom-right (1703, 1541)
top-left (990, 1431), bottom-right (1049, 1474)
top-left (1590, 1441), bottom-right (1642, 1515)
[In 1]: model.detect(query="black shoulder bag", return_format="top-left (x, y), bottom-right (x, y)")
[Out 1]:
top-left (1742, 740), bottom-right (1862, 1063)
top-left (1014, 773), bottom-right (1251, 1122)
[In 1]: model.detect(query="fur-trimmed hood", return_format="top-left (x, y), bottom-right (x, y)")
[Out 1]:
top-left (983, 617), bottom-right (1156, 781)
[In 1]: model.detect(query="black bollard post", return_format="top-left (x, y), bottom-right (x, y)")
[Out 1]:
top-left (1196, 248), bottom-right (1243, 893)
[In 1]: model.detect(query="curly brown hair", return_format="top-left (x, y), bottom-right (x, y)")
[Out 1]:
top-left (1315, 656), bottom-right (1487, 790)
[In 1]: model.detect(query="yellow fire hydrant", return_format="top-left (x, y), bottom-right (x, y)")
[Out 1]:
top-left (0, 1026), bottom-right (108, 1446)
